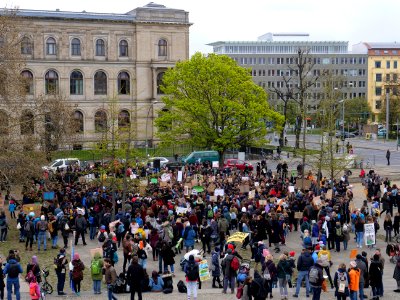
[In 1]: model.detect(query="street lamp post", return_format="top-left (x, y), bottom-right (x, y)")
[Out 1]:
top-left (145, 100), bottom-right (159, 157)
top-left (386, 90), bottom-right (390, 141)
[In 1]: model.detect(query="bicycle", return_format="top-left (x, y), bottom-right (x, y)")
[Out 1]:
top-left (40, 267), bottom-right (53, 299)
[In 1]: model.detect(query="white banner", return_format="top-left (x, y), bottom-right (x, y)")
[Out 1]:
top-left (364, 223), bottom-right (375, 246)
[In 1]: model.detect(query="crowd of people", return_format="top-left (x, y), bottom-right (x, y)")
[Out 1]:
top-left (0, 158), bottom-right (400, 300)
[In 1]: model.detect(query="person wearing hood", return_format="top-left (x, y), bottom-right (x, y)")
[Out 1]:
top-left (348, 261), bottom-right (360, 300)
top-left (318, 245), bottom-right (334, 289)
top-left (28, 276), bottom-right (40, 300)
top-left (355, 254), bottom-right (367, 300)
top-left (334, 263), bottom-right (350, 300)
top-left (104, 258), bottom-right (117, 300)
top-left (26, 256), bottom-right (41, 283)
top-left (184, 255), bottom-right (200, 300)
top-left (262, 254), bottom-right (277, 299)
top-left (55, 248), bottom-right (68, 295)
top-left (222, 248), bottom-right (236, 294)
top-left (36, 215), bottom-right (48, 251)
top-left (3, 253), bottom-right (23, 300)
top-left (91, 252), bottom-right (103, 294)
top-left (97, 225), bottom-right (108, 244)
top-left (250, 270), bottom-right (268, 300)
top-left (293, 248), bottom-right (314, 298)
top-left (183, 223), bottom-right (196, 253)
top-left (149, 270), bottom-right (164, 292)
top-left (369, 254), bottom-right (383, 300)
top-left (127, 256), bottom-right (145, 300)
top-left (211, 247), bottom-right (223, 288)
top-left (199, 219), bottom-right (212, 255)
top-left (277, 254), bottom-right (293, 300)
top-left (71, 253), bottom-right (85, 296)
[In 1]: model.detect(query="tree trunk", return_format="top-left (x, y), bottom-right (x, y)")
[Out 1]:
top-left (280, 102), bottom-right (288, 147)
top-left (218, 150), bottom-right (224, 169)
top-left (295, 115), bottom-right (301, 149)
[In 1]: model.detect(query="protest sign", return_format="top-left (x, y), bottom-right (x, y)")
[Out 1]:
top-left (160, 181), bottom-right (168, 187)
top-left (22, 204), bottom-right (42, 217)
top-left (208, 176), bottom-right (215, 183)
top-left (161, 173), bottom-right (171, 182)
top-left (191, 179), bottom-right (198, 186)
top-left (43, 191), bottom-right (55, 201)
top-left (184, 186), bottom-right (190, 196)
top-left (207, 183), bottom-right (216, 194)
top-left (130, 174), bottom-right (137, 180)
top-left (199, 260), bottom-right (210, 282)
top-left (239, 184), bottom-right (250, 193)
top-left (248, 190), bottom-right (255, 199)
top-left (254, 182), bottom-right (260, 187)
top-left (140, 180), bottom-right (148, 187)
top-left (150, 178), bottom-right (158, 184)
top-left (176, 207), bottom-right (188, 215)
top-left (288, 186), bottom-right (295, 193)
top-left (210, 196), bottom-right (217, 202)
top-left (295, 179), bottom-right (311, 189)
top-left (312, 196), bottom-right (322, 207)
top-left (226, 232), bottom-right (249, 243)
top-left (212, 161), bottom-right (219, 168)
top-left (177, 171), bottom-right (183, 182)
top-left (258, 200), bottom-right (267, 206)
top-left (227, 177), bottom-right (233, 183)
top-left (214, 189), bottom-right (224, 197)
top-left (294, 212), bottom-right (303, 219)
top-left (241, 176), bottom-right (249, 181)
top-left (193, 186), bottom-right (204, 193)
top-left (364, 223), bottom-right (375, 246)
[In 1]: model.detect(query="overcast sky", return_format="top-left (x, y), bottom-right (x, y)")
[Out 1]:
top-left (5, 0), bottom-right (400, 54)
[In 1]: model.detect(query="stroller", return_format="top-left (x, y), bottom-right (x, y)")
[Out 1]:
top-left (180, 249), bottom-right (204, 271)
top-left (236, 261), bottom-right (250, 284)
top-left (113, 272), bottom-right (127, 294)
top-left (386, 243), bottom-right (400, 264)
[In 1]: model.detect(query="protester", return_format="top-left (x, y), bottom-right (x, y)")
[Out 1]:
top-left (250, 270), bottom-right (268, 300)
top-left (36, 215), bottom-right (48, 251)
top-left (211, 247), bottom-right (223, 288)
top-left (54, 248), bottom-right (68, 295)
top-left (0, 256), bottom-right (4, 300)
top-left (71, 253), bottom-right (85, 296)
top-left (28, 276), bottom-right (40, 300)
top-left (276, 254), bottom-right (292, 300)
top-left (355, 254), bottom-right (367, 300)
top-left (104, 258), bottom-right (117, 300)
top-left (90, 252), bottom-right (103, 295)
top-left (308, 259), bottom-right (324, 300)
top-left (2, 253), bottom-right (23, 300)
top-left (369, 254), bottom-right (383, 300)
top-left (0, 212), bottom-right (8, 242)
top-left (127, 256), bottom-right (145, 300)
top-left (149, 271), bottom-right (164, 292)
top-left (293, 248), bottom-right (313, 298)
top-left (184, 255), bottom-right (200, 300)
top-left (74, 213), bottom-right (87, 246)
top-left (318, 245), bottom-right (333, 288)
top-left (26, 256), bottom-right (41, 283)
top-left (24, 216), bottom-right (34, 251)
top-left (334, 263), bottom-right (349, 300)
top-left (348, 261), bottom-right (360, 300)
top-left (241, 276), bottom-right (252, 300)
top-left (222, 248), bottom-right (236, 294)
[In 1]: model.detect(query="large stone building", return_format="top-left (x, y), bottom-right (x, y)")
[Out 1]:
top-left (208, 33), bottom-right (368, 123)
top-left (11, 2), bottom-right (190, 149)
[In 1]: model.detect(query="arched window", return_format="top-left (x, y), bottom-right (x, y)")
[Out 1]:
top-left (71, 38), bottom-right (81, 56)
top-left (119, 40), bottom-right (128, 57)
top-left (96, 39), bottom-right (105, 56)
top-left (21, 36), bottom-right (32, 55)
top-left (0, 110), bottom-right (8, 135)
top-left (118, 72), bottom-right (130, 95)
top-left (94, 71), bottom-right (107, 95)
top-left (157, 72), bottom-right (165, 94)
top-left (73, 111), bottom-right (84, 133)
top-left (70, 70), bottom-right (83, 95)
top-left (45, 70), bottom-right (59, 94)
top-left (46, 37), bottom-right (56, 55)
top-left (118, 110), bottom-right (130, 130)
top-left (94, 110), bottom-right (107, 132)
top-left (21, 70), bottom-right (34, 95)
top-left (158, 39), bottom-right (167, 56)
top-left (20, 110), bottom-right (34, 135)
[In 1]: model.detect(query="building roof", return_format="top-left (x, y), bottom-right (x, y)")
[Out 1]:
top-left (1, 2), bottom-right (190, 24)
top-left (207, 40), bottom-right (348, 46)
top-left (364, 42), bottom-right (400, 49)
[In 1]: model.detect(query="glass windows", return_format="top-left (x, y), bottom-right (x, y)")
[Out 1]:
top-left (386, 61), bottom-right (391, 69)
top-left (394, 61), bottom-right (398, 69)
top-left (157, 72), bottom-right (165, 94)
top-left (45, 70), bottom-right (59, 94)
top-left (375, 61), bottom-right (381, 68)
top-left (158, 39), bottom-right (167, 56)
top-left (375, 87), bottom-right (382, 96)
top-left (117, 72), bottom-right (130, 95)
top-left (21, 70), bottom-right (34, 95)
top-left (73, 111), bottom-right (84, 133)
top-left (20, 110), bottom-right (34, 135)
top-left (94, 110), bottom-right (107, 132)
top-left (96, 39), bottom-right (105, 56)
top-left (118, 110), bottom-right (130, 130)
top-left (94, 71), bottom-right (107, 95)
top-left (70, 71), bottom-right (83, 95)
top-left (46, 37), bottom-right (56, 55)
top-left (71, 38), bottom-right (81, 56)
top-left (376, 73), bottom-right (382, 82)
top-left (21, 37), bottom-right (32, 55)
top-left (119, 40), bottom-right (128, 57)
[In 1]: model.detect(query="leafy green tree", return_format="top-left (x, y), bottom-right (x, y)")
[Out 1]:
top-left (155, 52), bottom-right (283, 165)
top-left (379, 94), bottom-right (400, 126)
top-left (344, 97), bottom-right (371, 124)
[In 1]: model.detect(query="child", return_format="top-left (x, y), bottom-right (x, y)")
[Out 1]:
top-left (8, 200), bottom-right (16, 219)
top-left (90, 253), bottom-right (103, 295)
top-left (287, 251), bottom-right (296, 288)
top-left (29, 277), bottom-right (40, 300)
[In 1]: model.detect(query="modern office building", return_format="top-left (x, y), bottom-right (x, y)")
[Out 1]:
top-left (7, 2), bottom-right (190, 148)
top-left (208, 33), bottom-right (368, 121)
top-left (353, 42), bottom-right (400, 121)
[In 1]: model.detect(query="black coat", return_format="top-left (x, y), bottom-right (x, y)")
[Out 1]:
top-left (127, 263), bottom-right (145, 288)
top-left (368, 261), bottom-right (383, 287)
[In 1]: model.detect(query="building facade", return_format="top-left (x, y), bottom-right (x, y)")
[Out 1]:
top-left (11, 2), bottom-right (190, 149)
top-left (353, 42), bottom-right (400, 121)
top-left (208, 33), bottom-right (368, 120)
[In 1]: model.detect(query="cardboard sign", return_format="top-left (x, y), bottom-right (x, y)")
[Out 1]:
top-left (258, 200), bottom-right (267, 206)
top-left (294, 212), bottom-right (303, 219)
top-left (295, 179), bottom-right (311, 189)
top-left (161, 173), bottom-right (171, 182)
top-left (208, 176), bottom-right (215, 183)
top-left (240, 184), bottom-right (250, 193)
top-left (210, 196), bottom-right (217, 202)
top-left (177, 171), bottom-right (183, 182)
top-left (191, 179), bottom-right (198, 186)
top-left (140, 180), bottom-right (148, 187)
top-left (228, 177), bottom-right (233, 183)
top-left (207, 184), bottom-right (216, 193)
top-left (22, 204), bottom-right (42, 217)
top-left (364, 223), bottom-right (376, 246)
top-left (249, 190), bottom-right (255, 199)
top-left (160, 181), bottom-right (168, 187)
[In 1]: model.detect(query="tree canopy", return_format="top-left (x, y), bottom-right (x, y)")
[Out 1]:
top-left (155, 52), bottom-right (283, 161)
top-left (344, 97), bottom-right (371, 124)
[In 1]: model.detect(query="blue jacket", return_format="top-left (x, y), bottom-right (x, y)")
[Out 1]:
top-left (3, 259), bottom-right (23, 282)
top-left (183, 226), bottom-right (196, 248)
top-left (149, 276), bottom-right (164, 292)
top-left (312, 224), bottom-right (319, 238)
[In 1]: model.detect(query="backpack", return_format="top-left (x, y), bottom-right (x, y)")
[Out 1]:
top-left (186, 264), bottom-right (199, 281)
top-left (8, 262), bottom-right (20, 278)
top-left (177, 280), bottom-right (187, 293)
top-left (168, 228), bottom-right (174, 239)
top-left (336, 227), bottom-right (343, 238)
top-left (207, 209), bottom-right (213, 218)
top-left (342, 224), bottom-right (348, 233)
top-left (309, 266), bottom-right (320, 284)
top-left (113, 251), bottom-right (119, 263)
top-left (88, 216), bottom-right (94, 225)
top-left (336, 271), bottom-right (348, 293)
top-left (319, 253), bottom-right (329, 267)
top-left (24, 221), bottom-right (31, 233)
top-left (230, 256), bottom-right (240, 271)
top-left (72, 264), bottom-right (82, 281)
top-left (25, 269), bottom-right (36, 283)
top-left (263, 266), bottom-right (271, 280)
top-left (91, 259), bottom-right (101, 275)
top-left (98, 232), bottom-right (106, 243)
top-left (29, 283), bottom-right (38, 297)
top-left (0, 218), bottom-right (5, 226)
top-left (39, 220), bottom-right (47, 231)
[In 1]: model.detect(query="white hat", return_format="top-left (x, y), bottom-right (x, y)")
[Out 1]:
top-left (242, 207), bottom-right (247, 213)
top-left (40, 215), bottom-right (45, 221)
top-left (350, 261), bottom-right (357, 268)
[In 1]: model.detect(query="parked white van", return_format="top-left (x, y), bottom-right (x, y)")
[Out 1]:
top-left (43, 158), bottom-right (80, 172)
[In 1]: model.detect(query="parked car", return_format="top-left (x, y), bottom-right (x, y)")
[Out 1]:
top-left (182, 151), bottom-right (219, 164)
top-left (148, 157), bottom-right (169, 168)
top-left (377, 128), bottom-right (387, 137)
top-left (42, 158), bottom-right (80, 172)
top-left (223, 159), bottom-right (254, 171)
top-left (165, 161), bottom-right (184, 171)
top-left (335, 131), bottom-right (356, 138)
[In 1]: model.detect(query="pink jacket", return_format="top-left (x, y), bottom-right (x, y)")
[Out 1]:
top-left (29, 282), bottom-right (41, 300)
